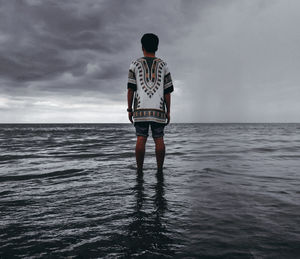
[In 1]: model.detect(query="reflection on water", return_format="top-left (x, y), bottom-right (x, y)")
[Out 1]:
top-left (125, 170), bottom-right (173, 258)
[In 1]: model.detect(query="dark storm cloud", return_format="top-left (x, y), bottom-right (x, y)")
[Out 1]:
top-left (0, 0), bottom-right (137, 85)
top-left (0, 0), bottom-right (198, 107)
top-left (0, 0), bottom-right (213, 88)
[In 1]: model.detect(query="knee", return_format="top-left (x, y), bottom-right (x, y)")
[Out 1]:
top-left (155, 138), bottom-right (165, 152)
top-left (136, 136), bottom-right (147, 152)
top-left (156, 144), bottom-right (165, 152)
top-left (136, 143), bottom-right (145, 153)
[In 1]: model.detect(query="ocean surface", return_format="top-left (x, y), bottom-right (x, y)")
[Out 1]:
top-left (0, 123), bottom-right (300, 258)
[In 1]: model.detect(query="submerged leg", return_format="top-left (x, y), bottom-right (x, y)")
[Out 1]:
top-left (135, 136), bottom-right (147, 172)
top-left (154, 136), bottom-right (165, 172)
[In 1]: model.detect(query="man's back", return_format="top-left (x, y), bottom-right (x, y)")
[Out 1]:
top-left (128, 56), bottom-right (173, 124)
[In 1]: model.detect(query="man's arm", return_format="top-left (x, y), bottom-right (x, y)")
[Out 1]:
top-left (163, 62), bottom-right (174, 125)
top-left (127, 88), bottom-right (135, 123)
top-left (127, 63), bottom-right (136, 124)
top-left (164, 92), bottom-right (171, 125)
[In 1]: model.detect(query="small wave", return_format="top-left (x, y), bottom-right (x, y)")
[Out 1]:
top-left (244, 174), bottom-right (295, 182)
top-left (1, 199), bottom-right (35, 206)
top-left (51, 153), bottom-right (103, 159)
top-left (0, 190), bottom-right (14, 196)
top-left (167, 152), bottom-right (186, 156)
top-left (273, 155), bottom-right (300, 159)
top-left (250, 146), bottom-right (300, 153)
top-left (0, 154), bottom-right (45, 162)
top-left (202, 167), bottom-right (229, 174)
top-left (0, 169), bottom-right (84, 182)
top-left (251, 147), bottom-right (277, 152)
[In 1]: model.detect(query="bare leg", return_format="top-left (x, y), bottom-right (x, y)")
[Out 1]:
top-left (136, 136), bottom-right (147, 172)
top-left (154, 137), bottom-right (165, 172)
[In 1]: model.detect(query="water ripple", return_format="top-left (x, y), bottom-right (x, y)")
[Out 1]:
top-left (0, 123), bottom-right (300, 258)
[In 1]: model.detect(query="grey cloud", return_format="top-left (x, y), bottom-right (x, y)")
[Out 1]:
top-left (170, 0), bottom-right (300, 122)
top-left (1, 0), bottom-right (299, 123)
top-left (0, 0), bottom-right (188, 92)
top-left (0, 1), bottom-right (126, 83)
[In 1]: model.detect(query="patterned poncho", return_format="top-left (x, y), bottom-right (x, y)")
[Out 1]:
top-left (127, 57), bottom-right (174, 124)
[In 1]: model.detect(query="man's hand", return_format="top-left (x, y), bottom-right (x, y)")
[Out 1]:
top-left (128, 111), bottom-right (133, 124)
top-left (166, 112), bottom-right (170, 125)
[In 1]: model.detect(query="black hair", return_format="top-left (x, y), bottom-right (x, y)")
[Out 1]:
top-left (141, 33), bottom-right (159, 53)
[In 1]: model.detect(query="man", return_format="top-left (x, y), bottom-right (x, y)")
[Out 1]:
top-left (127, 33), bottom-right (174, 173)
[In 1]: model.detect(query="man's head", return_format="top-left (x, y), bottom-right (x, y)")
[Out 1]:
top-left (141, 33), bottom-right (159, 53)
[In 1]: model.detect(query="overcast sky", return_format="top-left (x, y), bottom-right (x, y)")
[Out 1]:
top-left (0, 0), bottom-right (299, 123)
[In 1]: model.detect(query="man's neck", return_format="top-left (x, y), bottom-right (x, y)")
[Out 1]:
top-left (143, 51), bottom-right (156, 58)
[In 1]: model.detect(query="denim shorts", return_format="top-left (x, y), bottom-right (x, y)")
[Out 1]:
top-left (134, 121), bottom-right (165, 138)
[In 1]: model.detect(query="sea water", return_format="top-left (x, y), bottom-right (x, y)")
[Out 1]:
top-left (0, 123), bottom-right (300, 258)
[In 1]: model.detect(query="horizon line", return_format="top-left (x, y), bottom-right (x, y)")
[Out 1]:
top-left (0, 122), bottom-right (300, 124)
